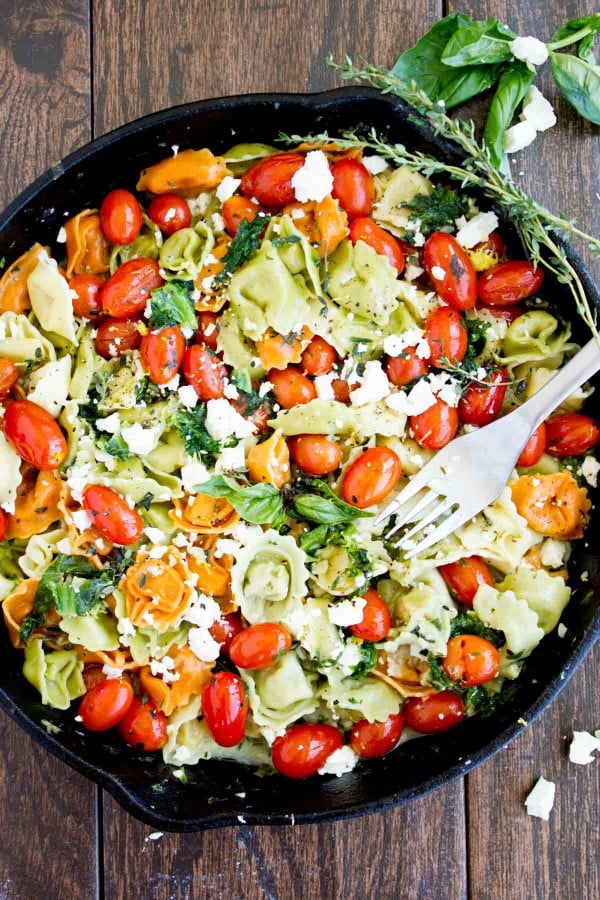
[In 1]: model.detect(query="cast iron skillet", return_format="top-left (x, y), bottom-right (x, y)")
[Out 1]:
top-left (0, 87), bottom-right (598, 832)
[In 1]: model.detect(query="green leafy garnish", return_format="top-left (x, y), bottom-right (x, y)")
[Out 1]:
top-left (349, 642), bottom-right (378, 679)
top-left (139, 491), bottom-right (155, 510)
top-left (196, 475), bottom-right (286, 527)
top-left (464, 681), bottom-right (519, 717)
top-left (560, 455), bottom-right (589, 486)
top-left (441, 18), bottom-right (515, 68)
top-left (135, 376), bottom-right (164, 406)
top-left (449, 610), bottom-right (504, 647)
top-left (407, 186), bottom-right (470, 236)
top-left (482, 63), bottom-right (535, 172)
top-left (213, 213), bottom-right (270, 287)
top-left (291, 477), bottom-right (372, 525)
top-left (175, 404), bottom-right (222, 462)
top-left (148, 280), bottom-right (198, 331)
top-left (97, 433), bottom-right (130, 461)
top-left (230, 369), bottom-right (268, 415)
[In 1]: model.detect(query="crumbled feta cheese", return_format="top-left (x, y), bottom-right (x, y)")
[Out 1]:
top-left (144, 526), bottom-right (167, 545)
top-left (525, 777), bottom-right (555, 820)
top-left (211, 213), bottom-right (225, 232)
top-left (178, 384), bottom-right (199, 409)
top-left (404, 263), bottom-right (425, 281)
top-left (335, 640), bottom-right (363, 676)
top-left (56, 538), bottom-right (72, 554)
top-left (557, 623), bottom-right (567, 638)
top-left (431, 265), bottom-right (446, 281)
top-left (185, 593), bottom-right (221, 628)
top-left (146, 831), bottom-right (164, 841)
top-left (362, 155), bottom-right (389, 175)
top-left (180, 459), bottom-right (211, 493)
top-left (291, 150), bottom-right (333, 203)
top-left (318, 746), bottom-right (358, 777)
top-left (119, 616), bottom-right (136, 637)
top-left (521, 85), bottom-right (556, 132)
top-left (187, 193), bottom-right (211, 216)
top-left (456, 211), bottom-right (500, 249)
top-left (121, 423), bottom-right (161, 456)
top-left (149, 656), bottom-right (180, 683)
top-left (216, 444), bottom-right (246, 472)
top-left (503, 121), bottom-right (537, 154)
top-left (214, 538), bottom-right (240, 557)
top-left (581, 456), bottom-right (600, 488)
top-left (383, 327), bottom-right (430, 360)
top-left (188, 626), bottom-right (221, 661)
top-left (314, 372), bottom-right (337, 400)
top-left (171, 144), bottom-right (179, 156)
top-left (569, 731), bottom-right (600, 765)
top-left (205, 398), bottom-right (256, 441)
top-left (386, 379), bottom-right (436, 416)
top-left (223, 382), bottom-right (240, 400)
top-left (509, 36), bottom-right (548, 67)
top-left (350, 361), bottom-right (390, 407)
top-left (540, 538), bottom-right (566, 569)
top-left (71, 510), bottom-right (93, 532)
top-left (215, 175), bottom-right (241, 202)
top-left (56, 226), bottom-right (67, 243)
top-left (163, 373), bottom-right (180, 391)
top-left (328, 596), bottom-right (367, 626)
top-left (258, 380), bottom-right (273, 398)
top-left (96, 413), bottom-right (121, 434)
top-left (102, 664), bottom-right (125, 679)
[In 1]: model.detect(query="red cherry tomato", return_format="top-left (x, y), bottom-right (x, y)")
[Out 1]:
top-left (403, 691), bottom-right (465, 734)
top-left (201, 671), bottom-right (248, 747)
top-left (478, 303), bottom-right (524, 325)
top-left (100, 258), bottom-right (163, 318)
top-left (222, 195), bottom-right (260, 235)
top-left (342, 446), bottom-right (402, 509)
top-left (240, 152), bottom-right (306, 207)
top-left (0, 359), bottom-right (19, 400)
top-left (349, 217), bottom-right (405, 273)
top-left (517, 423), bottom-right (547, 467)
top-left (69, 274), bottom-right (105, 318)
top-left (140, 325), bottom-right (186, 385)
top-left (231, 392), bottom-right (271, 434)
top-left (82, 484), bottom-right (143, 546)
top-left (473, 231), bottom-right (506, 259)
top-left (0, 509), bottom-right (7, 542)
top-left (350, 712), bottom-right (404, 759)
top-left (118, 698), bottom-right (168, 751)
top-left (82, 665), bottom-right (107, 692)
top-left (147, 193), bottom-right (192, 235)
top-left (440, 556), bottom-right (494, 608)
top-left (331, 158), bottom-right (374, 219)
top-left (332, 379), bottom-right (351, 403)
top-left (478, 260), bottom-right (544, 307)
top-left (288, 434), bottom-right (342, 475)
top-left (348, 587), bottom-right (392, 642)
top-left (384, 347), bottom-right (429, 387)
top-left (209, 612), bottom-right (244, 654)
top-left (79, 678), bottom-right (134, 732)
top-left (229, 622), bottom-right (292, 670)
top-left (425, 307), bottom-right (467, 367)
top-left (3, 399), bottom-right (67, 470)
top-left (269, 366), bottom-right (316, 409)
top-left (271, 723), bottom-right (343, 779)
top-left (458, 368), bottom-right (508, 426)
top-left (182, 344), bottom-right (227, 400)
top-left (546, 413), bottom-right (600, 458)
top-left (99, 188), bottom-right (143, 245)
top-left (196, 311), bottom-right (220, 351)
top-left (301, 336), bottom-right (337, 376)
top-left (443, 635), bottom-right (500, 687)
top-left (410, 398), bottom-right (459, 450)
top-left (424, 232), bottom-right (477, 310)
top-left (94, 318), bottom-right (141, 358)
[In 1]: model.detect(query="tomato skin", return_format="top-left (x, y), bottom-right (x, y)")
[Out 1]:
top-left (517, 423), bottom-right (547, 467)
top-left (546, 413), bottom-right (600, 458)
top-left (269, 366), bottom-right (317, 409)
top-left (479, 303), bottom-right (524, 325)
top-left (348, 588), bottom-right (392, 642)
top-left (458, 368), bottom-right (508, 426)
top-left (301, 336), bottom-right (337, 376)
top-left (82, 484), bottom-right (144, 546)
top-left (182, 344), bottom-right (227, 400)
top-left (240, 152), bottom-right (306, 207)
top-left (403, 691), bottom-right (465, 734)
top-left (443, 635), bottom-right (500, 687)
top-left (332, 379), bottom-right (351, 403)
top-left (201, 671), bottom-right (248, 747)
top-left (440, 556), bottom-right (494, 608)
top-left (3, 399), bottom-right (68, 470)
top-left (478, 260), bottom-right (544, 307)
top-left (288, 434), bottom-right (342, 475)
top-left (82, 665), bottom-right (107, 692)
top-left (0, 509), bottom-right (7, 542)
top-left (79, 678), bottom-right (134, 732)
top-left (424, 232), bottom-right (477, 310)
top-left (100, 258), bottom-right (163, 318)
top-left (118, 698), bottom-right (168, 751)
top-left (350, 712), bottom-right (404, 759)
top-left (342, 446), bottom-right (402, 509)
top-left (473, 231), bottom-right (506, 259)
top-left (331, 158), bottom-right (374, 219)
top-left (410, 398), bottom-right (459, 450)
top-left (425, 306), bottom-right (467, 367)
top-left (196, 311), bottom-right (220, 350)
top-left (147, 193), bottom-right (192, 235)
top-left (140, 325), bottom-right (186, 385)
top-left (222, 195), bottom-right (260, 235)
top-left (0, 359), bottom-right (19, 400)
top-left (209, 612), bottom-right (244, 654)
top-left (271, 723), bottom-right (343, 779)
top-left (349, 217), bottom-right (405, 273)
top-left (229, 622), bottom-right (292, 670)
top-left (94, 318), bottom-right (141, 358)
top-left (70, 274), bottom-right (105, 318)
top-left (99, 188), bottom-right (143, 245)
top-left (384, 347), bottom-right (429, 387)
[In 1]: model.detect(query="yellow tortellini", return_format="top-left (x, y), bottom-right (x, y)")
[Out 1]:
top-left (321, 673), bottom-right (401, 723)
top-left (60, 610), bottom-right (120, 652)
top-left (27, 251), bottom-right (78, 345)
top-left (26, 356), bottom-right (72, 418)
top-left (231, 530), bottom-right (309, 623)
top-left (0, 311), bottom-right (56, 363)
top-left (327, 238), bottom-right (399, 326)
top-left (159, 221), bottom-right (215, 280)
top-left (498, 569), bottom-right (570, 634)
top-left (473, 584), bottom-right (544, 657)
top-left (242, 652), bottom-right (318, 733)
top-left (499, 311), bottom-right (572, 370)
top-left (372, 166), bottom-right (433, 236)
top-left (381, 568), bottom-right (457, 658)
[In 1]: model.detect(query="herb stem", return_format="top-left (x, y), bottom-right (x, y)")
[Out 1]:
top-left (547, 27), bottom-right (592, 51)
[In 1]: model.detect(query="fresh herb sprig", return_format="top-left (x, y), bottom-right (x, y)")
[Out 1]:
top-left (213, 213), bottom-right (270, 287)
top-left (148, 280), bottom-right (197, 331)
top-left (407, 185), bottom-right (470, 236)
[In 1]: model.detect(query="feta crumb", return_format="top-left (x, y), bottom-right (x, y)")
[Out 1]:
top-left (146, 832), bottom-right (164, 842)
top-left (144, 526), bottom-right (167, 545)
top-left (149, 656), bottom-right (180, 683)
top-left (382, 327), bottom-right (428, 359)
top-left (509, 36), bottom-right (549, 67)
top-left (180, 459), bottom-right (211, 493)
top-left (540, 538), bottom-right (566, 569)
top-left (205, 398), bottom-right (256, 441)
top-left (362, 155), bottom-right (389, 175)
top-left (350, 360), bottom-right (390, 407)
top-left (102, 664), bottom-right (125, 679)
top-left (291, 150), bottom-right (333, 203)
top-left (216, 443), bottom-right (246, 473)
top-left (503, 121), bottom-right (537, 154)
top-left (569, 730), bottom-right (600, 765)
top-left (56, 226), bottom-right (67, 243)
top-left (178, 384), bottom-right (199, 409)
top-left (557, 623), bottom-right (567, 638)
top-left (328, 596), bottom-right (367, 627)
top-left (184, 593), bottom-right (221, 628)
top-left (215, 175), bottom-right (241, 203)
top-left (71, 509), bottom-right (92, 532)
top-left (121, 423), bottom-right (161, 456)
top-left (258, 380), bottom-right (273, 398)
top-left (525, 777), bottom-right (555, 820)
top-left (223, 381), bottom-right (240, 400)
top-left (56, 538), bottom-right (72, 554)
top-left (314, 372), bottom-right (337, 400)
top-left (386, 378), bottom-right (436, 417)
top-left (318, 746), bottom-right (358, 777)
top-left (456, 211), bottom-right (499, 249)
top-left (211, 213), bottom-right (225, 232)
top-left (188, 626), bottom-right (221, 661)
top-left (581, 456), bottom-right (600, 488)
top-left (96, 413), bottom-right (121, 434)
top-left (521, 85), bottom-right (556, 132)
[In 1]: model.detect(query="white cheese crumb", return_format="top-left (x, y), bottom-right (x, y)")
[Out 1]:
top-left (557, 623), bottom-right (567, 638)
top-left (386, 379), bottom-right (436, 417)
top-left (328, 596), bottom-right (367, 627)
top-left (456, 211), bottom-right (500, 249)
top-left (180, 459), bottom-right (211, 493)
top-left (211, 213), bottom-right (225, 232)
top-left (581, 456), bottom-right (600, 488)
top-left (149, 656), bottom-right (180, 684)
top-left (525, 777), bottom-right (555, 820)
top-left (509, 36), bottom-right (549, 67)
top-left (205, 398), bottom-right (256, 441)
top-left (146, 832), bottom-right (164, 842)
top-left (540, 538), bottom-right (567, 569)
top-left (216, 444), bottom-right (246, 473)
top-left (96, 413), bottom-right (121, 434)
top-left (362, 155), bottom-right (389, 175)
top-left (188, 626), bottom-right (221, 661)
top-left (382, 326), bottom-right (429, 359)
top-left (178, 384), bottom-right (199, 409)
top-left (258, 380), bottom-right (273, 398)
top-left (503, 121), bottom-right (537, 154)
top-left (291, 150), bottom-right (333, 203)
top-left (144, 526), bottom-right (167, 545)
top-left (102, 664), bottom-right (125, 679)
top-left (569, 730), bottom-right (600, 765)
top-left (521, 85), bottom-right (556, 132)
top-left (56, 226), bottom-right (67, 243)
top-left (318, 746), bottom-right (358, 777)
top-left (121, 423), bottom-right (161, 456)
top-left (184, 593), bottom-right (221, 628)
top-left (215, 175), bottom-right (241, 203)
top-left (314, 372), bottom-right (337, 400)
top-left (223, 381), bottom-right (240, 400)
top-left (350, 360), bottom-right (390, 407)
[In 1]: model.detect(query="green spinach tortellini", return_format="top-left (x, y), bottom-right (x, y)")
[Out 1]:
top-left (23, 641), bottom-right (86, 710)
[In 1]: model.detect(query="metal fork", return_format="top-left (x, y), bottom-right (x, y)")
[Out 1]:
top-left (375, 338), bottom-right (600, 558)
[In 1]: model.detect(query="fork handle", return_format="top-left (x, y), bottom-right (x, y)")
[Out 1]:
top-left (520, 338), bottom-right (600, 429)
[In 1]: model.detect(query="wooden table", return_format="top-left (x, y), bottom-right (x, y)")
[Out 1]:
top-left (0, 1), bottom-right (598, 897)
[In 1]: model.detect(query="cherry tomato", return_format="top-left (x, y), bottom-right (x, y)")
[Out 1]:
top-left (222, 195), bottom-right (260, 235)
top-left (271, 723), bottom-right (343, 779)
top-left (479, 303), bottom-right (524, 325)
top-left (196, 311), bottom-right (220, 351)
top-left (517, 423), bottom-right (547, 467)
top-left (425, 306), bottom-right (467, 367)
top-left (0, 509), bottom-right (7, 542)
top-left (94, 318), bottom-right (141, 358)
top-left (99, 188), bottom-right (143, 245)
top-left (182, 344), bottom-right (227, 400)
top-left (473, 230), bottom-right (506, 259)
top-left (229, 622), bottom-right (292, 670)
top-left (201, 671), bottom-right (248, 747)
top-left (79, 678), bottom-right (134, 732)
top-left (0, 359), bottom-right (19, 400)
top-left (82, 484), bottom-right (144, 546)
top-left (82, 665), bottom-right (107, 692)
top-left (70, 274), bottom-right (105, 318)
top-left (147, 193), bottom-right (191, 235)
top-left (478, 260), bottom-right (544, 307)
top-left (348, 587), bottom-right (392, 642)
top-left (3, 399), bottom-right (67, 470)
top-left (342, 446), bottom-right (402, 509)
top-left (240, 152), bottom-right (306, 207)
top-left (140, 325), bottom-right (186, 385)
top-left (288, 434), bottom-right (342, 475)
top-left (403, 691), bottom-right (465, 734)
top-left (440, 556), bottom-right (494, 608)
top-left (384, 347), bottom-right (429, 387)
top-left (209, 612), bottom-right (244, 654)
top-left (424, 232), bottom-right (477, 310)
top-left (232, 393), bottom-right (272, 434)
top-left (100, 258), bottom-right (163, 318)
top-left (118, 698), bottom-right (168, 751)
top-left (301, 336), bottom-right (337, 376)
top-left (410, 398), bottom-right (459, 450)
top-left (331, 158), bottom-right (374, 219)
top-left (350, 712), bottom-right (404, 759)
top-left (546, 413), bottom-right (600, 458)
top-left (443, 635), bottom-right (500, 687)
top-left (269, 366), bottom-right (316, 409)
top-left (458, 368), bottom-right (508, 426)
top-left (349, 217), bottom-right (405, 273)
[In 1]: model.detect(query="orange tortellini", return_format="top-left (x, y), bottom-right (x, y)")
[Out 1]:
top-left (140, 645), bottom-right (214, 716)
top-left (136, 148), bottom-right (230, 195)
top-left (64, 209), bottom-right (110, 278)
top-left (123, 547), bottom-right (195, 633)
top-left (0, 244), bottom-right (48, 313)
top-left (170, 493), bottom-right (239, 534)
top-left (7, 468), bottom-right (62, 540)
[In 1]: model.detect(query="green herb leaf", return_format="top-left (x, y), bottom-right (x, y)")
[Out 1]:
top-left (578, 32), bottom-right (597, 65)
top-left (135, 376), bottom-right (164, 406)
top-left (97, 433), bottom-right (130, 461)
top-left (349, 642), bottom-right (378, 679)
top-left (482, 62), bottom-right (536, 172)
top-left (299, 524), bottom-right (332, 556)
top-left (464, 681), bottom-right (519, 717)
top-left (195, 475), bottom-right (286, 527)
top-left (292, 477), bottom-right (372, 525)
top-left (230, 369), bottom-right (268, 415)
top-left (213, 213), bottom-right (270, 287)
top-left (407, 186), bottom-right (470, 236)
top-left (449, 610), bottom-right (505, 647)
top-left (148, 279), bottom-right (198, 331)
top-left (175, 405), bottom-right (222, 461)
top-left (551, 14), bottom-right (600, 48)
top-left (551, 51), bottom-right (600, 125)
top-left (441, 19), bottom-right (516, 68)
top-left (139, 491), bottom-right (155, 510)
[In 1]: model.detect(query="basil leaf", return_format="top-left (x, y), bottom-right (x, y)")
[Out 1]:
top-left (578, 33), bottom-right (597, 65)
top-left (442, 19), bottom-right (516, 68)
top-left (551, 14), bottom-right (600, 46)
top-left (551, 51), bottom-right (600, 125)
top-left (195, 475), bottom-right (286, 527)
top-left (483, 62), bottom-right (536, 172)
top-left (292, 477), bottom-right (372, 525)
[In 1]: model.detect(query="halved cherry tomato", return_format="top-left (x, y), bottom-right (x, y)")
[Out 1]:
top-left (209, 612), bottom-right (244, 654)
top-left (82, 484), bottom-right (144, 546)
top-left (403, 691), bottom-right (465, 733)
top-left (443, 635), bottom-right (500, 686)
top-left (342, 446), bottom-right (402, 509)
top-left (147, 193), bottom-right (191, 235)
top-left (440, 556), bottom-right (494, 607)
top-left (118, 698), bottom-right (168, 751)
top-left (0, 359), bottom-right (19, 399)
top-left (332, 379), bottom-right (351, 403)
top-left (196, 311), bottom-right (220, 350)
top-left (348, 587), bottom-right (391, 642)
top-left (3, 399), bottom-right (67, 470)
top-left (269, 366), bottom-right (316, 408)
top-left (384, 347), bottom-right (429, 387)
top-left (79, 678), bottom-right (134, 732)
top-left (288, 434), bottom-right (342, 475)
top-left (100, 258), bottom-right (163, 318)
top-left (478, 260), bottom-right (544, 307)
top-left (425, 307), bottom-right (467, 367)
top-left (182, 344), bottom-right (227, 400)
top-left (222, 195), bottom-right (260, 235)
top-left (231, 392), bottom-right (272, 434)
top-left (424, 232), bottom-right (477, 310)
top-left (271, 723), bottom-right (343, 779)
top-left (240, 152), bottom-right (306, 207)
top-left (94, 317), bottom-right (141, 358)
top-left (458, 368), bottom-right (508, 426)
top-left (349, 217), bottom-right (405, 273)
top-left (350, 712), bottom-right (404, 759)
top-left (331, 158), bottom-right (374, 220)
top-left (301, 336), bottom-right (337, 376)
top-left (410, 398), bottom-right (459, 450)
top-left (201, 671), bottom-right (248, 747)
top-left (0, 509), bottom-right (7, 542)
top-left (140, 325), bottom-right (186, 385)
top-left (70, 274), bottom-right (105, 318)
top-left (99, 188), bottom-right (143, 245)
top-left (517, 423), bottom-right (547, 467)
top-left (229, 622), bottom-right (292, 670)
top-left (546, 413), bottom-right (600, 458)
top-left (473, 231), bottom-right (506, 259)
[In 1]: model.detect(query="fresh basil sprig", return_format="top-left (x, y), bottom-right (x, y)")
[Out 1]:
top-left (482, 62), bottom-right (535, 172)
top-left (291, 478), bottom-right (372, 525)
top-left (194, 475), bottom-right (286, 527)
top-left (550, 52), bottom-right (600, 126)
top-left (441, 19), bottom-right (516, 68)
